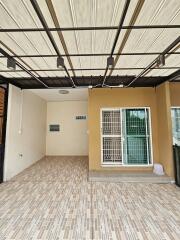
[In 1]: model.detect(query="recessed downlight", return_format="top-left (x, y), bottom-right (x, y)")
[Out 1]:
top-left (59, 89), bottom-right (69, 94)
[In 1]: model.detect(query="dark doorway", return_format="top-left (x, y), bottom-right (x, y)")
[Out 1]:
top-left (0, 84), bottom-right (8, 183)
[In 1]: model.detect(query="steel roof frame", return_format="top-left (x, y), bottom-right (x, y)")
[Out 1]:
top-left (0, 51), bottom-right (179, 59)
top-left (102, 0), bottom-right (131, 87)
top-left (0, 48), bottom-right (49, 88)
top-left (0, 74), bottom-right (21, 88)
top-left (0, 25), bottom-right (179, 32)
top-left (0, 1), bottom-right (179, 89)
top-left (108, 0), bottom-right (145, 77)
top-left (45, 0), bottom-right (76, 77)
top-left (0, 66), bottom-right (179, 73)
top-left (4, 75), bottom-right (166, 88)
top-left (166, 69), bottom-right (180, 82)
top-left (126, 36), bottom-right (180, 87)
top-left (30, 0), bottom-right (76, 88)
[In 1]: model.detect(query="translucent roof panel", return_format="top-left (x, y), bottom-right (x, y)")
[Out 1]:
top-left (49, 0), bottom-right (126, 28)
top-left (0, 0), bottom-right (179, 86)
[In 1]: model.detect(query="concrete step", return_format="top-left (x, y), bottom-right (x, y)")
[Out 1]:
top-left (88, 171), bottom-right (174, 183)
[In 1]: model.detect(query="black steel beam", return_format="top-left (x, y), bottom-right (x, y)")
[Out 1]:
top-left (0, 51), bottom-right (179, 58)
top-left (30, 0), bottom-right (76, 88)
top-left (0, 25), bottom-right (180, 32)
top-left (2, 75), bottom-right (165, 89)
top-left (102, 0), bottom-right (130, 86)
top-left (30, 0), bottom-right (60, 56)
top-left (110, 0), bottom-right (131, 56)
top-left (166, 69), bottom-right (180, 82)
top-left (155, 69), bottom-right (180, 86)
top-left (0, 74), bottom-right (21, 88)
top-left (126, 36), bottom-right (180, 87)
top-left (0, 48), bottom-right (48, 88)
top-left (0, 67), bottom-right (179, 73)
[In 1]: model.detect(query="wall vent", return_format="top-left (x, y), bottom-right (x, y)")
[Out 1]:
top-left (75, 115), bottom-right (87, 120)
top-left (49, 124), bottom-right (60, 132)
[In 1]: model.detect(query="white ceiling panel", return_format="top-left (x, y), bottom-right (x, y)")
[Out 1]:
top-left (146, 69), bottom-right (177, 77)
top-left (115, 55), bottom-right (158, 68)
top-left (135, 0), bottom-right (180, 25)
top-left (39, 71), bottom-right (67, 78)
top-left (163, 53), bottom-right (180, 68)
top-left (111, 69), bottom-right (142, 76)
top-left (63, 30), bottom-right (117, 54)
top-left (0, 72), bottom-right (16, 78)
top-left (113, 0), bottom-right (180, 76)
top-left (116, 29), bottom-right (180, 55)
top-left (0, 0), bottom-right (42, 28)
top-left (51, 0), bottom-right (126, 28)
top-left (81, 70), bottom-right (104, 76)
top-left (22, 0), bottom-right (67, 53)
top-left (0, 71), bottom-right (31, 78)
top-left (70, 56), bottom-right (107, 70)
top-left (30, 88), bottom-right (88, 101)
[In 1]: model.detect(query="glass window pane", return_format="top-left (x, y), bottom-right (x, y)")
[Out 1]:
top-left (124, 108), bottom-right (151, 165)
top-left (126, 137), bottom-right (148, 164)
top-left (126, 109), bottom-right (146, 135)
top-left (171, 108), bottom-right (180, 145)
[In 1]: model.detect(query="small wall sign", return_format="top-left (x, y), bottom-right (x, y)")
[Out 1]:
top-left (75, 115), bottom-right (87, 120)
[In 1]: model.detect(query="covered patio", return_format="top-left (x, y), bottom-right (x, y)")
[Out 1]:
top-left (0, 156), bottom-right (179, 240)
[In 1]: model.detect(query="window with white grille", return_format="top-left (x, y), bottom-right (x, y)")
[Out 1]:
top-left (101, 110), bottom-right (122, 164)
top-left (171, 107), bottom-right (180, 146)
top-left (101, 108), bottom-right (152, 166)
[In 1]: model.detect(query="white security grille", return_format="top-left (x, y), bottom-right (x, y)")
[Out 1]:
top-left (101, 110), bottom-right (123, 164)
top-left (102, 110), bottom-right (121, 135)
top-left (103, 137), bottom-right (122, 162)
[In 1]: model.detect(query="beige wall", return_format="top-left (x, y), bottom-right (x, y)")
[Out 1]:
top-left (170, 82), bottom-right (180, 106)
top-left (88, 88), bottom-right (159, 172)
top-left (4, 85), bottom-right (47, 181)
top-left (156, 82), bottom-right (174, 177)
top-left (46, 101), bottom-right (88, 156)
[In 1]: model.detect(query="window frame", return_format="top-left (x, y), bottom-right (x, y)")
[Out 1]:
top-left (100, 107), bottom-right (154, 167)
top-left (171, 106), bottom-right (180, 145)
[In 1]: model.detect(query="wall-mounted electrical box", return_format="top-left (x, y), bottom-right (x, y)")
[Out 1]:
top-left (49, 124), bottom-right (60, 132)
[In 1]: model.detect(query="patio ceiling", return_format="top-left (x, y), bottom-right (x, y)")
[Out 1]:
top-left (0, 0), bottom-right (179, 88)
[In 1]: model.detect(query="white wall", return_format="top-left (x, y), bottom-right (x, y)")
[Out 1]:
top-left (4, 85), bottom-right (47, 181)
top-left (46, 101), bottom-right (88, 156)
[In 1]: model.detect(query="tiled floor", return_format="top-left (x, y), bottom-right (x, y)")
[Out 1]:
top-left (0, 156), bottom-right (180, 240)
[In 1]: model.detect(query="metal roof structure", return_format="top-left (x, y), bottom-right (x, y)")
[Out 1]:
top-left (0, 0), bottom-right (179, 89)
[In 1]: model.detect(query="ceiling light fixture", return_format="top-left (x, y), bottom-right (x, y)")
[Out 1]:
top-left (7, 57), bottom-right (16, 70)
top-left (157, 54), bottom-right (165, 67)
top-left (59, 89), bottom-right (69, 94)
top-left (57, 56), bottom-right (64, 69)
top-left (107, 56), bottom-right (114, 67)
